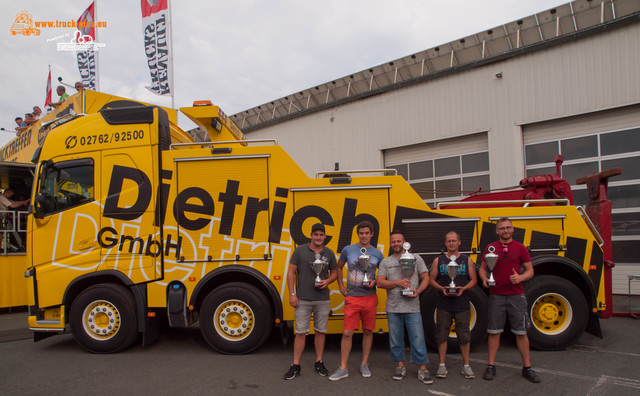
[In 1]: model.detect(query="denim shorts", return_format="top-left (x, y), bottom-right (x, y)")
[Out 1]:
top-left (294, 299), bottom-right (331, 334)
top-left (487, 294), bottom-right (531, 335)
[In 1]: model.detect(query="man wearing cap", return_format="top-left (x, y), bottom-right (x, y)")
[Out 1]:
top-left (284, 223), bottom-right (338, 380)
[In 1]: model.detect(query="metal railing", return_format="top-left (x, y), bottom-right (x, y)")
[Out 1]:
top-left (1, 210), bottom-right (27, 254)
top-left (316, 169), bottom-right (397, 178)
top-left (170, 139), bottom-right (277, 150)
top-left (437, 198), bottom-right (571, 209)
top-left (577, 206), bottom-right (605, 247)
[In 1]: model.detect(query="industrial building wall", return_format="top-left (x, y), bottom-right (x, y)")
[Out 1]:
top-left (245, 22), bottom-right (640, 293)
top-left (246, 23), bottom-right (639, 184)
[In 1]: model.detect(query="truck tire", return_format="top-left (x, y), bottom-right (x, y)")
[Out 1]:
top-left (70, 284), bottom-right (139, 353)
top-left (526, 275), bottom-right (588, 351)
top-left (421, 286), bottom-right (489, 353)
top-left (199, 283), bottom-right (273, 354)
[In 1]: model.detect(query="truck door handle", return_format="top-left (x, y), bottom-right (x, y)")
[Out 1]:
top-left (78, 239), bottom-right (96, 251)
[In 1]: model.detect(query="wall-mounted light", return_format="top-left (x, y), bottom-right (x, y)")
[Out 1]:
top-left (495, 72), bottom-right (503, 78)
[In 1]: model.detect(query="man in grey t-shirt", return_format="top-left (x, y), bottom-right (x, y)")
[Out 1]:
top-left (377, 230), bottom-right (432, 384)
top-left (284, 223), bottom-right (338, 380)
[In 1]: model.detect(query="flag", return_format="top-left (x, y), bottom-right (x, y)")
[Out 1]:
top-left (76, 2), bottom-right (96, 90)
top-left (44, 68), bottom-right (52, 108)
top-left (141, 0), bottom-right (172, 96)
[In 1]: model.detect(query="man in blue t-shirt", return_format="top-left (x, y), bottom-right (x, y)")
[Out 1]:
top-left (329, 220), bottom-right (384, 381)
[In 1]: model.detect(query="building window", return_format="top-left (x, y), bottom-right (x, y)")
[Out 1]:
top-left (525, 141), bottom-right (559, 166)
top-left (387, 164), bottom-right (408, 180)
top-left (388, 151), bottom-right (490, 207)
top-left (409, 160), bottom-right (433, 180)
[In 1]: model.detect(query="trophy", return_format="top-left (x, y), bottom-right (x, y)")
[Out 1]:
top-left (312, 253), bottom-right (326, 287)
top-left (399, 242), bottom-right (416, 296)
top-left (484, 246), bottom-right (498, 286)
top-left (446, 255), bottom-right (459, 294)
top-left (358, 247), bottom-right (371, 286)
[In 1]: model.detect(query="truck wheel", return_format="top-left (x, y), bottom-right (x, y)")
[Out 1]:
top-left (199, 283), bottom-right (273, 354)
top-left (421, 286), bottom-right (488, 353)
top-left (70, 284), bottom-right (139, 353)
top-left (525, 275), bottom-right (588, 351)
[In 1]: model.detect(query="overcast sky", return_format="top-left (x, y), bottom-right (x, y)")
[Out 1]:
top-left (0, 0), bottom-right (567, 147)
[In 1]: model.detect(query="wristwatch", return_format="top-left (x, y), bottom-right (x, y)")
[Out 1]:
top-left (290, 292), bottom-right (296, 296)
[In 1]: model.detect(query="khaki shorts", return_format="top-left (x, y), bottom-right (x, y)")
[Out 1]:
top-left (294, 299), bottom-right (331, 334)
top-left (435, 309), bottom-right (471, 345)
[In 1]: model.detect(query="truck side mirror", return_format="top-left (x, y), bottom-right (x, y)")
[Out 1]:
top-left (33, 193), bottom-right (45, 219)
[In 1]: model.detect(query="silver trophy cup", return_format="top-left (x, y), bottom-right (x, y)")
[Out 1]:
top-left (446, 255), bottom-right (459, 294)
top-left (358, 247), bottom-right (371, 286)
top-left (399, 242), bottom-right (416, 296)
top-left (485, 246), bottom-right (498, 286)
top-left (312, 253), bottom-right (326, 287)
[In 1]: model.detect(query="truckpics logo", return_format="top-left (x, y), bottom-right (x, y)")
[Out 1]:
top-left (9, 10), bottom-right (40, 36)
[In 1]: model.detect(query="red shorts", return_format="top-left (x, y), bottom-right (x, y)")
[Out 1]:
top-left (343, 294), bottom-right (378, 331)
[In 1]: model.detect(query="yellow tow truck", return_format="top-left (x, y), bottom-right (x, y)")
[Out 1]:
top-left (0, 90), bottom-right (611, 353)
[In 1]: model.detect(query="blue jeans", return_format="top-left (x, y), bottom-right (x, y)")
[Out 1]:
top-left (387, 312), bottom-right (428, 365)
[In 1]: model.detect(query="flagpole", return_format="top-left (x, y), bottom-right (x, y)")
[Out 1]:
top-left (94, 0), bottom-right (100, 92)
top-left (168, 0), bottom-right (175, 109)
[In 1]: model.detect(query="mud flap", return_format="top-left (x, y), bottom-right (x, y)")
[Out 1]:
top-left (586, 312), bottom-right (603, 338)
top-left (279, 321), bottom-right (292, 346)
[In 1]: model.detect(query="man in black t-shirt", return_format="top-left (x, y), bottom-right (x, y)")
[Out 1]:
top-left (428, 231), bottom-right (477, 380)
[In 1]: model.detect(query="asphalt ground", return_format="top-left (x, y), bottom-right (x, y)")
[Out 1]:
top-left (1, 295), bottom-right (639, 395)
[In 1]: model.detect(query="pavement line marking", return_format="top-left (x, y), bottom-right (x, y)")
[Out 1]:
top-left (600, 375), bottom-right (640, 389)
top-left (587, 375), bottom-right (607, 396)
top-left (467, 358), bottom-right (640, 390)
top-left (568, 344), bottom-right (640, 358)
top-left (427, 390), bottom-right (457, 396)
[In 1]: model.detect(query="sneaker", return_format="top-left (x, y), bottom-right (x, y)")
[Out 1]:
top-left (483, 365), bottom-right (496, 381)
top-left (461, 365), bottom-right (475, 379)
top-left (436, 365), bottom-right (448, 378)
top-left (314, 360), bottom-right (329, 376)
top-left (418, 369), bottom-right (434, 384)
top-left (329, 367), bottom-right (349, 381)
top-left (360, 363), bottom-right (371, 378)
top-left (392, 365), bottom-right (406, 380)
top-left (522, 367), bottom-right (541, 383)
top-left (283, 364), bottom-right (301, 380)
